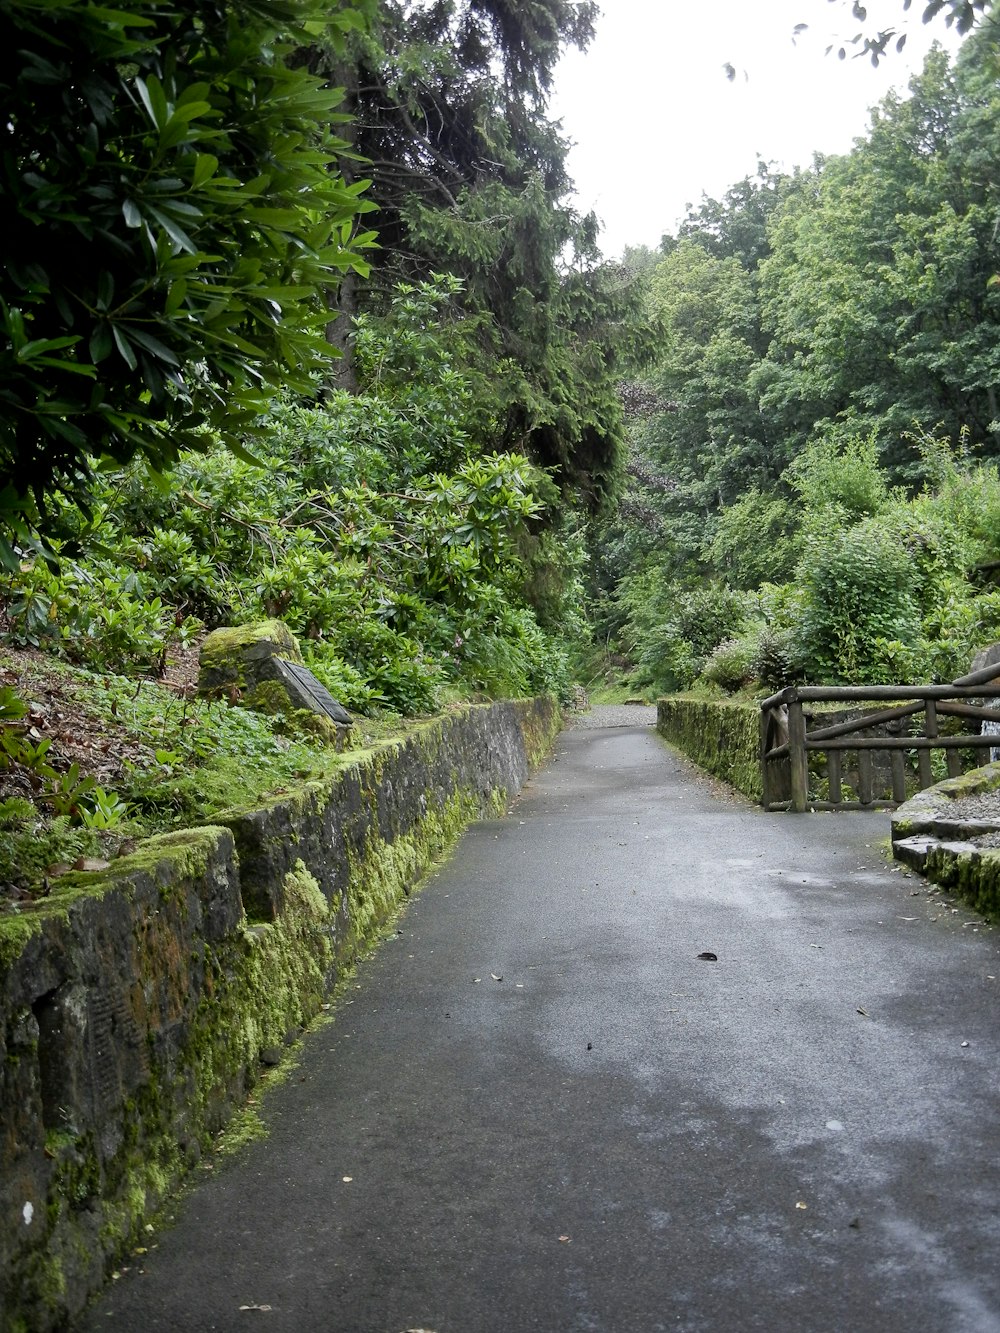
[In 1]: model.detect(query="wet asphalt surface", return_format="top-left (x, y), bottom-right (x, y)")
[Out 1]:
top-left (81, 712), bottom-right (1000, 1332)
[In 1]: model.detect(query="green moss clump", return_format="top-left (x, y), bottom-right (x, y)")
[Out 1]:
top-left (198, 620), bottom-right (303, 686)
top-left (517, 696), bottom-right (561, 770)
top-left (0, 912), bottom-right (47, 971)
top-left (242, 680), bottom-right (344, 747)
top-left (214, 1105), bottom-right (268, 1156)
top-left (925, 845), bottom-right (1000, 920)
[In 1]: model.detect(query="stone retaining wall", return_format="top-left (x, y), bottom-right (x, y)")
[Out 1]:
top-left (891, 763), bottom-right (1000, 918)
top-left (0, 698), bottom-right (559, 1333)
top-left (656, 696), bottom-right (762, 801)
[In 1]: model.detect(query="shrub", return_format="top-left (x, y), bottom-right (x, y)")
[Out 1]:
top-left (701, 636), bottom-right (759, 693)
top-left (629, 579), bottom-right (753, 692)
top-left (791, 519), bottom-right (921, 683)
top-left (786, 431), bottom-right (891, 526)
top-left (705, 489), bottom-right (800, 589)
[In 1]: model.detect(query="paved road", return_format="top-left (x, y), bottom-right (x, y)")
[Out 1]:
top-left (81, 714), bottom-right (1000, 1332)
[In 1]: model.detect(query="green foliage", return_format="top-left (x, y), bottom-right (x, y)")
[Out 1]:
top-left (0, 813), bottom-right (103, 887)
top-left (3, 277), bottom-right (583, 716)
top-left (595, 18), bottom-right (1000, 695)
top-left (0, 687), bottom-right (29, 724)
top-left (338, 0), bottom-right (637, 509)
top-left (0, 0), bottom-right (376, 558)
top-left (792, 519), bottom-right (922, 684)
top-left (786, 432), bottom-right (892, 526)
top-left (79, 788), bottom-right (131, 831)
top-left (623, 575), bottom-right (753, 693)
top-left (701, 636), bottom-right (759, 693)
top-left (706, 490), bottom-right (800, 590)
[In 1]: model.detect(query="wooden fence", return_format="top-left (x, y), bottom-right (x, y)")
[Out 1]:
top-left (760, 661), bottom-right (1000, 812)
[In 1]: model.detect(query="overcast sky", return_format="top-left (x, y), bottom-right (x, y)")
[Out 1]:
top-left (549, 0), bottom-right (967, 258)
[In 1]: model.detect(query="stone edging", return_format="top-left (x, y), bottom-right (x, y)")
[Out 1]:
top-left (0, 697), bottom-right (560, 1333)
top-left (891, 763), bottom-right (1000, 919)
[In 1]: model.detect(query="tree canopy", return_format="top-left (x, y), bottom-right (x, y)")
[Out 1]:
top-left (0, 0), bottom-right (377, 560)
top-left (322, 0), bottom-right (638, 509)
top-left (593, 8), bottom-right (1000, 695)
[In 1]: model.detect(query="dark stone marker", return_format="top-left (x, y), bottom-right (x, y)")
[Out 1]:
top-left (269, 658), bottom-right (353, 726)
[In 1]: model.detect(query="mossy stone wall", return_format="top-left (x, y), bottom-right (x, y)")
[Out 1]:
top-left (892, 763), bottom-right (1000, 918)
top-left (0, 697), bottom-right (559, 1333)
top-left (657, 696), bottom-right (763, 801)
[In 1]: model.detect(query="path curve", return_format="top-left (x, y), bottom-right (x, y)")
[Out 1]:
top-left (80, 714), bottom-right (1000, 1332)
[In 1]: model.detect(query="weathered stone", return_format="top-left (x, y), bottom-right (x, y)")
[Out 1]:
top-left (657, 697), bottom-right (762, 801)
top-left (892, 760), bottom-right (1000, 918)
top-left (198, 619), bottom-right (303, 694)
top-left (892, 836), bottom-right (936, 871)
top-left (198, 619), bottom-right (352, 732)
top-left (266, 657), bottom-right (352, 725)
top-left (970, 642), bottom-right (1000, 677)
top-left (0, 697), bottom-right (561, 1331)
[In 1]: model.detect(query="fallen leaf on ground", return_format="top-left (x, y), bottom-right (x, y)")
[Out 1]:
top-left (697, 952), bottom-right (718, 961)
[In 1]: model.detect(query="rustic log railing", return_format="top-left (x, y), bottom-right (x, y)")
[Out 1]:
top-left (760, 661), bottom-right (1000, 812)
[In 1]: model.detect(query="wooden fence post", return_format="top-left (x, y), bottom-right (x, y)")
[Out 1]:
top-left (787, 696), bottom-right (809, 813)
top-left (760, 710), bottom-right (772, 810)
top-left (919, 701), bottom-right (937, 791)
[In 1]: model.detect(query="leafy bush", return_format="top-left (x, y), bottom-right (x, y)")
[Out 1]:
top-left (701, 636), bottom-right (759, 693)
top-left (786, 432), bottom-right (891, 528)
top-left (791, 520), bottom-right (922, 683)
top-left (2, 278), bottom-right (582, 714)
top-left (626, 577), bottom-right (753, 692)
top-left (705, 490), bottom-right (800, 590)
top-left (0, 0), bottom-right (375, 561)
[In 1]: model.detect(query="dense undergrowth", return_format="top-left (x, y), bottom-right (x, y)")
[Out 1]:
top-left (598, 430), bottom-right (1000, 700)
top-left (0, 279), bottom-right (590, 896)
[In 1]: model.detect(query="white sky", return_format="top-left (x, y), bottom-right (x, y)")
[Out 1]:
top-left (550, 0), bottom-right (968, 257)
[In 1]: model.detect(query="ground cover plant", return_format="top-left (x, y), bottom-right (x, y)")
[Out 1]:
top-left (0, 645), bottom-right (349, 896)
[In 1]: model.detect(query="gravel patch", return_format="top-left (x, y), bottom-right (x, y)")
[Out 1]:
top-left (567, 703), bottom-right (657, 730)
top-left (925, 790), bottom-right (1000, 848)
top-left (944, 793), bottom-right (1000, 820)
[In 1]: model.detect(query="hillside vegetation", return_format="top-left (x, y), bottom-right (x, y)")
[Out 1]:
top-left (595, 10), bottom-right (1000, 697)
top-left (4, 2), bottom-right (1000, 891)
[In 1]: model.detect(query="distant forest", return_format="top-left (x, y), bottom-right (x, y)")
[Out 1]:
top-left (598, 6), bottom-right (1000, 696)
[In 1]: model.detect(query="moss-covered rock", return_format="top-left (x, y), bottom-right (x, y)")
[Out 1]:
top-left (198, 619), bottom-right (303, 696)
top-left (198, 620), bottom-right (351, 742)
top-left (891, 764), bottom-right (1000, 920)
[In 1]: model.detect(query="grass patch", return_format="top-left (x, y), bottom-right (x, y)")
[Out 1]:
top-left (0, 647), bottom-right (419, 899)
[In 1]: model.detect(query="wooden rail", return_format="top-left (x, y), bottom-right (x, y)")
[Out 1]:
top-left (760, 664), bottom-right (1000, 812)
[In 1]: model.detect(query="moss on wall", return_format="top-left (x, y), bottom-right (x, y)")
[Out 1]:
top-left (0, 696), bottom-right (560, 1333)
top-left (657, 696), bottom-right (762, 801)
top-left (922, 843), bottom-right (1000, 919)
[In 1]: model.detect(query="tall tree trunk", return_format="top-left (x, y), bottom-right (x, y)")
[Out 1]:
top-left (325, 270), bottom-right (359, 393)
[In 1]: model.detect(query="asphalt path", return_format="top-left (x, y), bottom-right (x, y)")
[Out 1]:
top-left (81, 712), bottom-right (1000, 1332)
